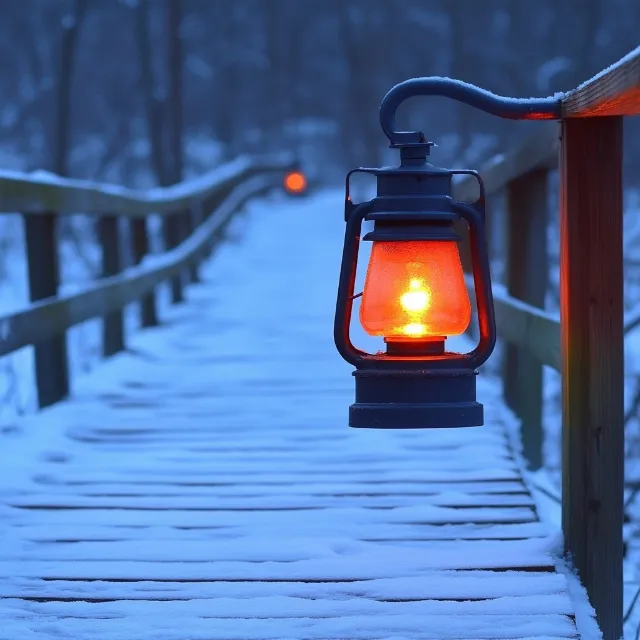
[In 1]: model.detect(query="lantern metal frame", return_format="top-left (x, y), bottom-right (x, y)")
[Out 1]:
top-left (334, 77), bottom-right (561, 430)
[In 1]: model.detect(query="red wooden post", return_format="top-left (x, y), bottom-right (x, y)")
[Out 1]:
top-left (560, 116), bottom-right (624, 640)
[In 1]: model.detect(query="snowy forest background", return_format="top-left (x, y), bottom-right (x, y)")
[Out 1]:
top-left (1, 0), bottom-right (640, 628)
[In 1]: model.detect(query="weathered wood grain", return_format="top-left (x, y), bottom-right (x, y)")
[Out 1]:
top-left (560, 116), bottom-right (625, 640)
top-left (562, 46), bottom-right (640, 117)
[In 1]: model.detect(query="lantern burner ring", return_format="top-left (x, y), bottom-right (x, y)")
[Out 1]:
top-left (384, 338), bottom-right (445, 356)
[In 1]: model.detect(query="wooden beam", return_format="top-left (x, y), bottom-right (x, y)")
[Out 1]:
top-left (0, 176), bottom-right (275, 358)
top-left (164, 213), bottom-right (184, 304)
top-left (23, 213), bottom-right (69, 408)
top-left (503, 168), bottom-right (549, 470)
top-left (453, 124), bottom-right (559, 202)
top-left (99, 214), bottom-right (125, 356)
top-left (131, 217), bottom-right (158, 328)
top-left (562, 46), bottom-right (640, 117)
top-left (560, 116), bottom-right (624, 640)
top-left (466, 278), bottom-right (560, 372)
top-left (0, 155), bottom-right (293, 216)
top-left (186, 202), bottom-right (202, 283)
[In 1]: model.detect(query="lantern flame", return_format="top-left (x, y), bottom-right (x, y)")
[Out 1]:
top-left (400, 279), bottom-right (430, 313)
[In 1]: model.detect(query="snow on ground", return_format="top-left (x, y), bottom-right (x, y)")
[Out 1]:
top-left (0, 187), bottom-right (587, 639)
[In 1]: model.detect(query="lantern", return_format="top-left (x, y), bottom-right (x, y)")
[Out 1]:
top-left (334, 77), bottom-right (560, 430)
top-left (334, 152), bottom-right (495, 429)
top-left (284, 170), bottom-right (308, 195)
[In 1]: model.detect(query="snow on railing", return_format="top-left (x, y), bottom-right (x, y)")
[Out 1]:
top-left (0, 152), bottom-right (295, 411)
top-left (0, 152), bottom-right (294, 215)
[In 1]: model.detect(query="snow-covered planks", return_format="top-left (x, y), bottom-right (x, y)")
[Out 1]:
top-left (0, 191), bottom-right (582, 639)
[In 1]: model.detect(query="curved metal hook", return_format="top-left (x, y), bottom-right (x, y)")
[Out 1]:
top-left (379, 77), bottom-right (563, 146)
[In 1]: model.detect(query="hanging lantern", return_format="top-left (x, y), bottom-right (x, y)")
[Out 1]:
top-left (334, 152), bottom-right (495, 429)
top-left (334, 77), bottom-right (560, 430)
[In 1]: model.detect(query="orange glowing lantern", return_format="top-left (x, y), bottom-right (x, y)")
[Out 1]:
top-left (334, 150), bottom-right (496, 429)
top-left (333, 74), bottom-right (560, 430)
top-left (284, 171), bottom-right (307, 195)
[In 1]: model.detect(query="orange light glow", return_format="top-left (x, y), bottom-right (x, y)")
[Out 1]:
top-left (359, 240), bottom-right (471, 339)
top-left (284, 171), bottom-right (307, 194)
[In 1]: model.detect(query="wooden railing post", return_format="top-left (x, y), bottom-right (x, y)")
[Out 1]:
top-left (23, 213), bottom-right (69, 407)
top-left (99, 215), bottom-right (125, 356)
top-left (164, 215), bottom-right (184, 303)
top-left (503, 169), bottom-right (548, 470)
top-left (560, 116), bottom-right (624, 640)
top-left (131, 218), bottom-right (158, 327)
top-left (186, 204), bottom-right (200, 283)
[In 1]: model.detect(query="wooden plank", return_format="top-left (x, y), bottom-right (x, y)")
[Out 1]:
top-left (9, 521), bottom-right (551, 542)
top-left (562, 46), bottom-right (640, 117)
top-left (3, 505), bottom-right (538, 527)
top-left (0, 537), bottom-right (551, 564)
top-left (0, 594), bottom-right (575, 616)
top-left (2, 539), bottom-right (556, 568)
top-left (0, 176), bottom-right (275, 358)
top-left (99, 214), bottom-right (125, 355)
top-left (560, 116), bottom-right (624, 640)
top-left (503, 168), bottom-right (549, 470)
top-left (0, 611), bottom-right (579, 640)
top-left (22, 213), bottom-right (69, 408)
top-left (466, 278), bottom-right (560, 371)
top-left (19, 479), bottom-right (529, 496)
top-left (0, 543), bottom-right (556, 578)
top-left (5, 491), bottom-right (535, 510)
top-left (0, 570), bottom-right (571, 601)
top-left (32, 467), bottom-right (524, 484)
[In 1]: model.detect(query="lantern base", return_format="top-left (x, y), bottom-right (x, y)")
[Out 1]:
top-left (350, 368), bottom-right (482, 429)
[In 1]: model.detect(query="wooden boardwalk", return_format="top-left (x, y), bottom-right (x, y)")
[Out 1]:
top-left (0, 191), bottom-right (580, 639)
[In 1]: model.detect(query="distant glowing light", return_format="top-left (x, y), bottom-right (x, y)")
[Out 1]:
top-left (284, 171), bottom-right (307, 194)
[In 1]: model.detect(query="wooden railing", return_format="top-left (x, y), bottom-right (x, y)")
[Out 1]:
top-left (0, 154), bottom-right (294, 409)
top-left (454, 46), bottom-right (640, 640)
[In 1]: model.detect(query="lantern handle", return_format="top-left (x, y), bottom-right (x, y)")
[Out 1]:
top-left (379, 77), bottom-right (562, 146)
top-left (334, 199), bottom-right (375, 366)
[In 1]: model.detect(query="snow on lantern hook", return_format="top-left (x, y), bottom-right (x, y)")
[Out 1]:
top-left (334, 77), bottom-right (561, 430)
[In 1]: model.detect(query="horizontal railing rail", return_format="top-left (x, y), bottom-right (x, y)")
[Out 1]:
top-left (0, 154), bottom-right (292, 215)
top-left (454, 45), bottom-right (639, 640)
top-left (0, 153), bottom-right (295, 409)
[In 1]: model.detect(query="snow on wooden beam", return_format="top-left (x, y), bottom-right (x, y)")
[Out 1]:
top-left (562, 45), bottom-right (640, 117)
